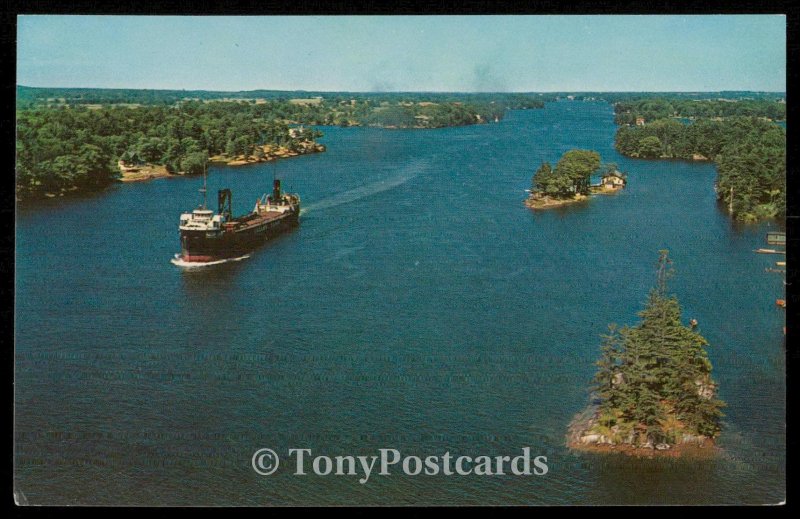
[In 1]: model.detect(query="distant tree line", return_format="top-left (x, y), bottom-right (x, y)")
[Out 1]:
top-left (614, 117), bottom-right (785, 221)
top-left (16, 85), bottom-right (548, 110)
top-left (362, 102), bottom-right (506, 128)
top-left (614, 97), bottom-right (785, 125)
top-left (16, 86), bottom-right (546, 129)
top-left (19, 86), bottom-right (784, 111)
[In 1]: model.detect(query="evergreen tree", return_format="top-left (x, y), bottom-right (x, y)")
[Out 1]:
top-left (590, 250), bottom-right (724, 445)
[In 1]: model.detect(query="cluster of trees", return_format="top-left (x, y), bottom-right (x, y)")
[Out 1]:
top-left (16, 87), bottom-right (549, 200)
top-left (362, 101), bottom-right (505, 128)
top-left (614, 97), bottom-right (785, 125)
top-left (614, 117), bottom-right (786, 221)
top-left (591, 251), bottom-right (725, 445)
top-left (531, 150), bottom-right (602, 198)
top-left (715, 131), bottom-right (786, 221)
top-left (15, 101), bottom-right (322, 200)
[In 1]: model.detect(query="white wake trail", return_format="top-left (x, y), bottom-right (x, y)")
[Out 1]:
top-left (170, 253), bottom-right (251, 268)
top-left (301, 159), bottom-right (428, 215)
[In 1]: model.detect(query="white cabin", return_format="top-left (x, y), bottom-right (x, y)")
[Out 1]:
top-left (179, 208), bottom-right (223, 231)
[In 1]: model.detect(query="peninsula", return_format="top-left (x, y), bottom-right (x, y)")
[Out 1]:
top-left (612, 97), bottom-right (786, 222)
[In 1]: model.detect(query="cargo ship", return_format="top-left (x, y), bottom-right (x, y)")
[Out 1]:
top-left (174, 173), bottom-right (300, 264)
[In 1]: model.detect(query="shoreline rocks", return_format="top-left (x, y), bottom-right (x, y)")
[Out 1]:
top-left (566, 409), bottom-right (717, 459)
top-left (524, 193), bottom-right (589, 210)
top-left (212, 142), bottom-right (325, 167)
top-left (119, 141), bottom-right (326, 183)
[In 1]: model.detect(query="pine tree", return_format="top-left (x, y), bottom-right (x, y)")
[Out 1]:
top-left (589, 250), bottom-right (725, 446)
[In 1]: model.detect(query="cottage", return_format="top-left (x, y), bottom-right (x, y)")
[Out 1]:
top-left (635, 117), bottom-right (646, 126)
top-left (600, 170), bottom-right (627, 190)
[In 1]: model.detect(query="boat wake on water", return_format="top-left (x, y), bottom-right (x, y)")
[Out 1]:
top-left (301, 159), bottom-right (428, 216)
top-left (170, 253), bottom-right (251, 268)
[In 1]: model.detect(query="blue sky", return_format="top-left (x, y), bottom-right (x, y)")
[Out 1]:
top-left (17, 15), bottom-right (786, 92)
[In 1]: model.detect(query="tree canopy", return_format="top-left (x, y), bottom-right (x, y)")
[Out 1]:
top-left (532, 149), bottom-right (602, 198)
top-left (590, 251), bottom-right (725, 445)
top-left (15, 101), bottom-right (320, 200)
top-left (614, 116), bottom-right (785, 221)
top-left (614, 97), bottom-right (785, 125)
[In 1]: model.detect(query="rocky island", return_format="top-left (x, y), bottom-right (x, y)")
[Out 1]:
top-left (568, 251), bottom-right (725, 458)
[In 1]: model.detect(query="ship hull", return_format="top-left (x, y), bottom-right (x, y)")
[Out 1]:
top-left (179, 207), bottom-right (299, 262)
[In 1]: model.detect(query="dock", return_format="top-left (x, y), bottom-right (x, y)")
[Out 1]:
top-left (767, 231), bottom-right (786, 246)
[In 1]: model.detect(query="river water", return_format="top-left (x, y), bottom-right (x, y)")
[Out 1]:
top-left (15, 101), bottom-right (785, 505)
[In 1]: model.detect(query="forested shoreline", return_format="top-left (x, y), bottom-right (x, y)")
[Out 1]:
top-left (15, 87), bottom-right (786, 215)
top-left (15, 87), bottom-right (547, 201)
top-left (614, 115), bottom-right (785, 221)
top-left (15, 102), bottom-right (325, 201)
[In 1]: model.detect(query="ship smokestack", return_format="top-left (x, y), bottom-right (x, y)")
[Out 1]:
top-left (273, 179), bottom-right (281, 203)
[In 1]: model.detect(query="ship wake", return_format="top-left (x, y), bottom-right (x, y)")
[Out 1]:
top-left (170, 253), bottom-right (251, 268)
top-left (301, 159), bottom-right (428, 215)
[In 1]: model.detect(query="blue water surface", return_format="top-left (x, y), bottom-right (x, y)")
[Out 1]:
top-left (15, 101), bottom-right (785, 505)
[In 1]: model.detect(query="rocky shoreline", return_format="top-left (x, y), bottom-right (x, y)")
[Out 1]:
top-left (118, 162), bottom-right (171, 183)
top-left (566, 408), bottom-right (717, 459)
top-left (119, 141), bottom-right (325, 183)
top-left (524, 193), bottom-right (589, 210)
top-left (525, 186), bottom-right (625, 210)
top-left (209, 141), bottom-right (326, 167)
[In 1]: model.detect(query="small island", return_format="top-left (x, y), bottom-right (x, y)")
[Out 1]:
top-left (568, 251), bottom-right (725, 458)
top-left (525, 149), bottom-right (626, 210)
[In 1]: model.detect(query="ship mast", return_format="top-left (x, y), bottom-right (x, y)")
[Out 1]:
top-left (200, 158), bottom-right (208, 209)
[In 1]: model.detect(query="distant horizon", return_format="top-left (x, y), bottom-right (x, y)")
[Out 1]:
top-left (17, 16), bottom-right (786, 92)
top-left (16, 84), bottom-right (787, 95)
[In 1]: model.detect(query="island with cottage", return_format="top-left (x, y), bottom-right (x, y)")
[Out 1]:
top-left (525, 149), bottom-right (627, 210)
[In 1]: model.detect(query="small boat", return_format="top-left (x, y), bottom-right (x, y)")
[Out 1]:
top-left (755, 248), bottom-right (786, 254)
top-left (776, 299), bottom-right (786, 308)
